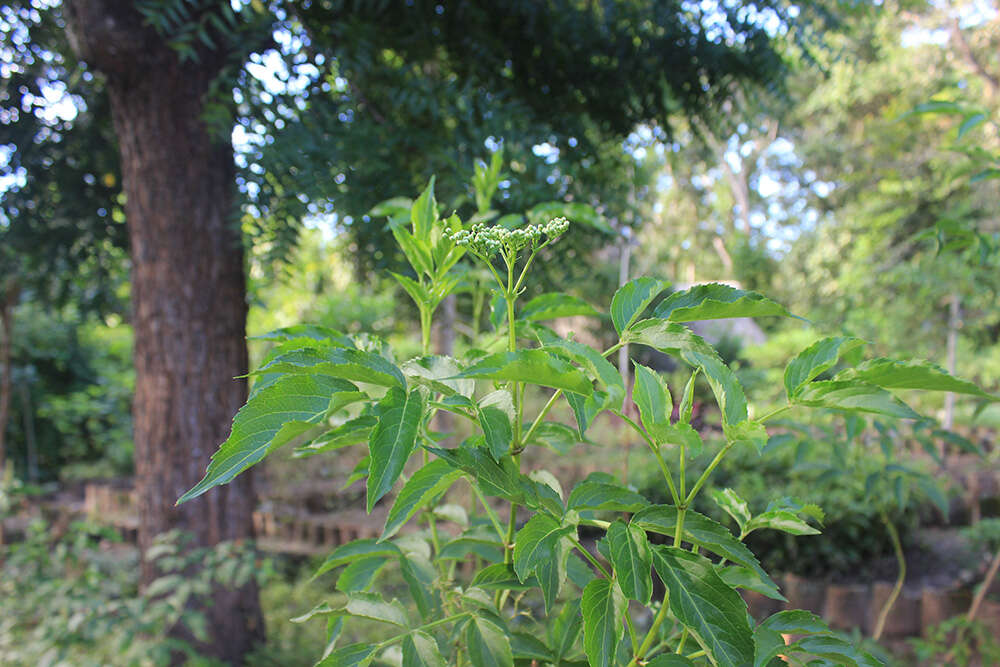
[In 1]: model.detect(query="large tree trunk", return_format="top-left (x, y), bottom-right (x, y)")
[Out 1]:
top-left (64, 3), bottom-right (263, 663)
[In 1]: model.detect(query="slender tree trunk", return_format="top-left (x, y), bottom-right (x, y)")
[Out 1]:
top-left (0, 282), bottom-right (15, 478)
top-left (64, 3), bottom-right (263, 662)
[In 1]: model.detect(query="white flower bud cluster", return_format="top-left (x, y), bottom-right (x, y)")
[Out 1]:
top-left (450, 217), bottom-right (570, 258)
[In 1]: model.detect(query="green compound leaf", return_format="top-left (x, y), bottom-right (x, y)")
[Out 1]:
top-left (632, 362), bottom-right (673, 441)
top-left (254, 346), bottom-right (406, 390)
top-left (654, 282), bottom-right (795, 322)
top-left (315, 538), bottom-right (402, 578)
top-left (381, 459), bottom-right (464, 541)
top-left (718, 565), bottom-right (786, 601)
top-left (624, 319), bottom-right (748, 427)
top-left (466, 614), bottom-right (514, 667)
top-left (784, 336), bottom-right (866, 399)
top-left (471, 563), bottom-right (539, 590)
top-left (402, 631), bottom-right (446, 667)
top-left (835, 358), bottom-right (1000, 400)
top-left (634, 505), bottom-right (779, 597)
top-left (336, 556), bottom-right (389, 593)
top-left (452, 349), bottom-right (594, 395)
top-left (606, 520), bottom-right (653, 605)
top-left (410, 176), bottom-right (437, 242)
top-left (581, 578), bottom-right (626, 667)
top-left (711, 488), bottom-right (752, 532)
top-left (343, 592), bottom-right (409, 627)
top-left (793, 380), bottom-right (921, 419)
top-left (511, 632), bottom-right (555, 662)
top-left (536, 330), bottom-right (625, 410)
top-left (178, 374), bottom-right (357, 504)
top-left (567, 473), bottom-right (650, 513)
top-left (521, 292), bottom-right (601, 321)
top-left (650, 546), bottom-right (754, 666)
top-left (611, 276), bottom-right (669, 335)
top-left (646, 655), bottom-right (696, 666)
top-left (548, 599), bottom-right (583, 663)
top-left (745, 509), bottom-right (821, 536)
top-left (367, 387), bottom-right (426, 512)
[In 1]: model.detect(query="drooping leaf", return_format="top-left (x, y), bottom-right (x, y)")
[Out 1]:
top-left (404, 355), bottom-right (475, 398)
top-left (581, 578), bottom-right (626, 667)
top-left (793, 380), bottom-right (921, 419)
top-left (178, 375), bottom-right (356, 504)
top-left (632, 362), bottom-right (672, 441)
top-left (536, 330), bottom-right (625, 410)
top-left (718, 565), bottom-right (786, 601)
top-left (381, 459), bottom-right (464, 541)
top-left (522, 292), bottom-right (600, 321)
top-left (402, 631), bottom-right (446, 667)
top-left (711, 488), bottom-right (751, 532)
top-left (606, 520), bottom-right (653, 604)
top-left (336, 556), bottom-right (389, 592)
top-left (471, 563), bottom-right (539, 590)
top-left (784, 337), bottom-right (866, 399)
top-left (654, 283), bottom-right (794, 322)
top-left (650, 546), bottom-right (754, 666)
top-left (453, 349), bottom-right (594, 395)
top-left (745, 509), bottom-right (821, 536)
top-left (367, 388), bottom-right (426, 512)
top-left (835, 358), bottom-right (999, 400)
top-left (611, 277), bottom-right (669, 334)
top-left (465, 614), bottom-right (514, 667)
top-left (624, 319), bottom-right (748, 427)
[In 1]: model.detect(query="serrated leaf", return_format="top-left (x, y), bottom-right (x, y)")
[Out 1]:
top-left (367, 388), bottom-right (425, 512)
top-left (453, 350), bottom-right (594, 395)
top-left (411, 177), bottom-right (437, 241)
top-left (511, 632), bottom-right (554, 662)
top-left (634, 506), bottom-right (777, 593)
top-left (513, 515), bottom-right (575, 609)
top-left (178, 375), bottom-right (355, 504)
top-left (611, 277), bottom-right (669, 334)
top-left (479, 405), bottom-right (513, 460)
top-left (315, 539), bottom-right (402, 578)
top-left (336, 556), bottom-right (389, 592)
top-left (654, 283), bottom-right (794, 322)
top-left (437, 527), bottom-right (504, 562)
top-left (251, 324), bottom-right (354, 345)
top-left (836, 358), bottom-right (999, 400)
top-left (399, 549), bottom-right (440, 618)
top-left (606, 520), bottom-right (653, 604)
top-left (723, 419), bottom-right (768, 453)
top-left (718, 565), bottom-right (786, 601)
top-left (402, 631), bottom-right (446, 667)
top-left (343, 593), bottom-right (409, 627)
top-left (526, 421), bottom-right (580, 455)
top-left (536, 330), bottom-right (625, 410)
top-left (255, 347), bottom-right (406, 389)
top-left (633, 363), bottom-right (673, 441)
top-left (793, 380), bottom-right (921, 419)
top-left (466, 615), bottom-right (514, 667)
top-left (522, 292), bottom-right (600, 321)
top-left (784, 337), bottom-right (866, 399)
top-left (404, 355), bottom-right (475, 398)
top-left (646, 655), bottom-right (696, 666)
top-left (317, 643), bottom-right (374, 667)
top-left (651, 546), bottom-right (754, 666)
top-left (566, 391), bottom-right (605, 437)
top-left (548, 599), bottom-right (583, 662)
top-left (711, 488), bottom-right (751, 531)
top-left (581, 578), bottom-right (626, 667)
top-left (567, 473), bottom-right (650, 513)
top-left (382, 459), bottom-right (463, 540)
top-left (471, 563), bottom-right (539, 590)
top-left (746, 510), bottom-right (821, 536)
top-left (624, 319), bottom-right (748, 427)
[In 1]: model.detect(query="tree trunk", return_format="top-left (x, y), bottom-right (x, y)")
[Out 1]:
top-left (64, 3), bottom-right (263, 662)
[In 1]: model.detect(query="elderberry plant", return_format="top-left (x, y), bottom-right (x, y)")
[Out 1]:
top-left (179, 179), bottom-right (998, 667)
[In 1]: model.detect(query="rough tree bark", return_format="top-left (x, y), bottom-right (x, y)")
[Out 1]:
top-left (64, 3), bottom-right (263, 662)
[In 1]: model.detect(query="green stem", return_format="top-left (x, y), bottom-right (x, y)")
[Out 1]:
top-left (625, 610), bottom-right (639, 655)
top-left (570, 537), bottom-right (610, 578)
top-left (872, 511), bottom-right (906, 641)
top-left (619, 413), bottom-right (680, 507)
top-left (469, 481), bottom-right (506, 542)
top-left (758, 404), bottom-right (792, 423)
top-left (676, 628), bottom-right (689, 654)
top-left (579, 518), bottom-right (611, 530)
top-left (419, 303), bottom-right (432, 356)
top-left (522, 389), bottom-right (562, 445)
top-left (674, 508), bottom-right (686, 547)
top-left (375, 612), bottom-right (472, 650)
top-left (626, 595), bottom-right (670, 667)
top-left (684, 443), bottom-right (734, 506)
